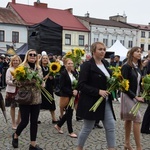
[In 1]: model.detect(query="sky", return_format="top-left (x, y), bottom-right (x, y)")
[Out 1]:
top-left (1, 0), bottom-right (150, 25)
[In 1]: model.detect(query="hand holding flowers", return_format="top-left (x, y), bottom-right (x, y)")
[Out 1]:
top-left (11, 65), bottom-right (54, 103)
top-left (89, 66), bottom-right (129, 112)
top-left (129, 74), bottom-right (150, 116)
top-left (67, 79), bottom-right (78, 109)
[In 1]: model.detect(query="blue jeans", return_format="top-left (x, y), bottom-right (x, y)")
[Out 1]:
top-left (77, 100), bottom-right (116, 148)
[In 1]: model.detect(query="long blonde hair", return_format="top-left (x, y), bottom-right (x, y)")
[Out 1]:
top-left (21, 49), bottom-right (41, 69)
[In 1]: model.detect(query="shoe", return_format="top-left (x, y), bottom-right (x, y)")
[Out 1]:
top-left (52, 120), bottom-right (59, 124)
top-left (76, 117), bottom-right (83, 121)
top-left (12, 133), bottom-right (18, 148)
top-left (94, 124), bottom-right (103, 129)
top-left (37, 121), bottom-right (41, 124)
top-left (29, 144), bottom-right (43, 150)
top-left (54, 125), bottom-right (63, 134)
top-left (69, 133), bottom-right (77, 138)
top-left (141, 130), bottom-right (150, 134)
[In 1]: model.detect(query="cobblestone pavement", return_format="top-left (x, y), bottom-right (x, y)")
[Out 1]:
top-left (0, 89), bottom-right (150, 150)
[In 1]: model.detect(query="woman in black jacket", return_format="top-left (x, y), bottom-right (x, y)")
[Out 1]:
top-left (54, 58), bottom-right (78, 138)
top-left (77, 42), bottom-right (116, 150)
top-left (121, 47), bottom-right (144, 150)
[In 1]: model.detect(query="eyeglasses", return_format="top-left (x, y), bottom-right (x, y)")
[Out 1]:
top-left (28, 53), bottom-right (37, 57)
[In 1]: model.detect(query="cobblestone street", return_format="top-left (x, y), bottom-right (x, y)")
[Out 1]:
top-left (0, 89), bottom-right (150, 150)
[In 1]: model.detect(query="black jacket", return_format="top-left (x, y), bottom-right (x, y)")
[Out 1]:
top-left (76, 58), bottom-right (116, 120)
top-left (121, 63), bottom-right (142, 99)
top-left (60, 69), bottom-right (77, 97)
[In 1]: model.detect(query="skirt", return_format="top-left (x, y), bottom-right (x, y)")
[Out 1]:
top-left (120, 92), bottom-right (141, 123)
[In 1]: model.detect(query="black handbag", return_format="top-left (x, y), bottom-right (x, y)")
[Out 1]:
top-left (15, 87), bottom-right (33, 105)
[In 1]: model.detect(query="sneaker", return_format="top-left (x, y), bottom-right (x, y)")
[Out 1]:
top-left (29, 144), bottom-right (43, 150)
top-left (12, 133), bottom-right (18, 148)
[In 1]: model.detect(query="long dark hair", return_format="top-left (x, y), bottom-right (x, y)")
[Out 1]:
top-left (127, 46), bottom-right (143, 69)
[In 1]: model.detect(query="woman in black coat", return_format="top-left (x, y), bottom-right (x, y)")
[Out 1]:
top-left (121, 47), bottom-right (144, 150)
top-left (54, 58), bottom-right (78, 138)
top-left (77, 42), bottom-right (116, 150)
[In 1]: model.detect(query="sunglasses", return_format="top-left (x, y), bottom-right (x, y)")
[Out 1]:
top-left (28, 53), bottom-right (37, 57)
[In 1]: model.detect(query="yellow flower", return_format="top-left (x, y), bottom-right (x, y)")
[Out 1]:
top-left (81, 49), bottom-right (85, 56)
top-left (66, 51), bottom-right (72, 56)
top-left (49, 62), bottom-right (61, 74)
top-left (11, 66), bottom-right (26, 80)
top-left (120, 79), bottom-right (129, 91)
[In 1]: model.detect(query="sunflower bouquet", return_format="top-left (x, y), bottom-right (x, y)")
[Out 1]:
top-left (49, 62), bottom-right (61, 77)
top-left (89, 66), bottom-right (129, 112)
top-left (64, 48), bottom-right (85, 68)
top-left (129, 74), bottom-right (150, 116)
top-left (67, 79), bottom-right (78, 109)
top-left (11, 66), bottom-right (53, 103)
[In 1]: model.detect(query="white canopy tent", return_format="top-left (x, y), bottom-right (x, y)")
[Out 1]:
top-left (107, 40), bottom-right (129, 60)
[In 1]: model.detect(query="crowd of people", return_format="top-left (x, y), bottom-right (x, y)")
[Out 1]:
top-left (1, 41), bottom-right (150, 150)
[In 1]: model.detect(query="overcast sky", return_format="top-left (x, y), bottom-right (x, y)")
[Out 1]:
top-left (1, 0), bottom-right (150, 25)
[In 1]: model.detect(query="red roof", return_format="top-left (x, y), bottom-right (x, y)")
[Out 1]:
top-left (129, 23), bottom-right (150, 31)
top-left (8, 2), bottom-right (89, 32)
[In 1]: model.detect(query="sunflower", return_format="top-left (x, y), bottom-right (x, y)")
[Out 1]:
top-left (49, 62), bottom-right (61, 75)
top-left (81, 49), bottom-right (85, 56)
top-left (66, 51), bottom-right (72, 56)
top-left (120, 79), bottom-right (129, 91)
top-left (11, 66), bottom-right (26, 80)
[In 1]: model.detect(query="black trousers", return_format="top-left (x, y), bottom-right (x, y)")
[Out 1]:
top-left (57, 106), bottom-right (73, 134)
top-left (16, 104), bottom-right (40, 141)
top-left (141, 104), bottom-right (150, 132)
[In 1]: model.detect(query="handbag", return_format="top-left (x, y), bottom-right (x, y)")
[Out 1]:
top-left (5, 92), bottom-right (16, 102)
top-left (15, 87), bottom-right (33, 105)
top-left (120, 92), bottom-right (141, 122)
top-left (59, 97), bottom-right (70, 108)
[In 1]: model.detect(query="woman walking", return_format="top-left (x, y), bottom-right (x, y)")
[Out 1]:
top-left (121, 47), bottom-right (144, 150)
top-left (12, 49), bottom-right (44, 150)
top-left (76, 42), bottom-right (116, 150)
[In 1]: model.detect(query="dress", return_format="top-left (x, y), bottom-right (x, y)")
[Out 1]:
top-left (120, 63), bottom-right (142, 123)
top-left (40, 66), bottom-right (56, 110)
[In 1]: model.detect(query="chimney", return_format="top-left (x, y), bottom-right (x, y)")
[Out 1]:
top-left (34, 1), bottom-right (48, 8)
top-left (65, 8), bottom-right (73, 14)
top-left (85, 11), bottom-right (90, 18)
top-left (12, 0), bottom-right (16, 4)
top-left (109, 14), bottom-right (127, 23)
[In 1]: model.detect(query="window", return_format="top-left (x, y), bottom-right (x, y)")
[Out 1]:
top-left (111, 39), bottom-right (116, 45)
top-left (128, 40), bottom-right (133, 48)
top-left (148, 45), bottom-right (150, 50)
top-left (12, 31), bottom-right (19, 43)
top-left (65, 34), bottom-right (71, 45)
top-left (141, 44), bottom-right (144, 51)
top-left (103, 38), bottom-right (108, 46)
top-left (0, 30), bottom-right (4, 42)
top-left (141, 31), bottom-right (145, 38)
top-left (120, 40), bottom-right (124, 46)
top-left (149, 32), bottom-right (150, 38)
top-left (94, 38), bottom-right (98, 42)
top-left (79, 35), bottom-right (84, 46)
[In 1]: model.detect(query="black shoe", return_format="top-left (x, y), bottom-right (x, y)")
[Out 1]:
top-left (94, 124), bottom-right (103, 129)
top-left (37, 121), bottom-right (41, 124)
top-left (12, 133), bottom-right (18, 148)
top-left (52, 120), bottom-right (59, 124)
top-left (76, 117), bottom-right (83, 121)
top-left (141, 130), bottom-right (150, 134)
top-left (29, 144), bottom-right (43, 150)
